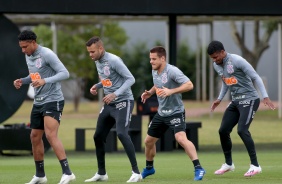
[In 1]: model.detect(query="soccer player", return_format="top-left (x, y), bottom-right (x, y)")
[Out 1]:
top-left (84, 36), bottom-right (142, 183)
top-left (14, 30), bottom-right (75, 184)
top-left (141, 46), bottom-right (206, 181)
top-left (207, 40), bottom-right (275, 177)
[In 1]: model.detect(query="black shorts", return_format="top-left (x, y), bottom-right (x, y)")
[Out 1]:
top-left (30, 100), bottom-right (64, 130)
top-left (147, 111), bottom-right (186, 138)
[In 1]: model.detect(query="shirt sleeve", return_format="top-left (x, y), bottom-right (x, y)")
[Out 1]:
top-left (239, 59), bottom-right (269, 98)
top-left (95, 82), bottom-right (103, 89)
top-left (218, 82), bottom-right (229, 100)
top-left (21, 75), bottom-right (32, 84)
top-left (111, 58), bottom-right (135, 97)
top-left (171, 66), bottom-right (190, 84)
top-left (43, 50), bottom-right (70, 84)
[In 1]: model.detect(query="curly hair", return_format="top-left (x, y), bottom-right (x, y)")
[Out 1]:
top-left (18, 30), bottom-right (37, 41)
top-left (207, 40), bottom-right (225, 55)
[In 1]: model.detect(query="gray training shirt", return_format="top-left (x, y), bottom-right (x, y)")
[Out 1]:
top-left (214, 53), bottom-right (269, 101)
top-left (94, 52), bottom-right (134, 103)
top-left (21, 45), bottom-right (69, 105)
top-left (152, 64), bottom-right (190, 117)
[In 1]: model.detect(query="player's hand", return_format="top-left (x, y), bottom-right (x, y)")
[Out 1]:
top-left (32, 79), bottom-right (45, 88)
top-left (141, 90), bottom-right (152, 103)
top-left (157, 86), bottom-right (172, 98)
top-left (103, 93), bottom-right (117, 105)
top-left (90, 85), bottom-right (98, 95)
top-left (211, 99), bottom-right (221, 112)
top-left (263, 97), bottom-right (275, 110)
top-left (14, 79), bottom-right (22, 89)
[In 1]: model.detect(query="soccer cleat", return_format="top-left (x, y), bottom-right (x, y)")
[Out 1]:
top-left (126, 171), bottom-right (142, 183)
top-left (84, 173), bottom-right (109, 182)
top-left (244, 164), bottom-right (262, 177)
top-left (58, 173), bottom-right (76, 184)
top-left (194, 168), bottom-right (206, 181)
top-left (141, 167), bottom-right (155, 179)
top-left (25, 175), bottom-right (47, 184)
top-left (214, 163), bottom-right (235, 175)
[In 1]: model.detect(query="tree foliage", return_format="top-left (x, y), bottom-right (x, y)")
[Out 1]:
top-left (230, 20), bottom-right (278, 69)
top-left (33, 22), bottom-right (128, 111)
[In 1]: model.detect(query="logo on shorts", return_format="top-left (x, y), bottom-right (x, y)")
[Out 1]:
top-left (239, 100), bottom-right (250, 105)
top-left (116, 102), bottom-right (126, 110)
top-left (170, 118), bottom-right (181, 126)
top-left (252, 111), bottom-right (256, 118)
top-left (46, 111), bottom-right (52, 114)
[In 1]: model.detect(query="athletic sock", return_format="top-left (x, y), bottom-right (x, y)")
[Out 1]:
top-left (192, 159), bottom-right (202, 170)
top-left (146, 160), bottom-right (154, 170)
top-left (98, 168), bottom-right (106, 175)
top-left (132, 167), bottom-right (140, 174)
top-left (35, 160), bottom-right (45, 177)
top-left (59, 158), bottom-right (72, 175)
top-left (224, 151), bottom-right (233, 165)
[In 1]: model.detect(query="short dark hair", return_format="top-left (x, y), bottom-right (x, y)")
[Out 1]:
top-left (18, 30), bottom-right (37, 41)
top-left (207, 40), bottom-right (225, 55)
top-left (86, 36), bottom-right (102, 47)
top-left (150, 46), bottom-right (166, 58)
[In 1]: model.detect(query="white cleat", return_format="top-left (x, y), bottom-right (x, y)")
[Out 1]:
top-left (126, 171), bottom-right (142, 183)
top-left (58, 173), bottom-right (76, 184)
top-left (84, 173), bottom-right (109, 182)
top-left (25, 175), bottom-right (47, 184)
top-left (214, 163), bottom-right (235, 175)
top-left (244, 164), bottom-right (262, 177)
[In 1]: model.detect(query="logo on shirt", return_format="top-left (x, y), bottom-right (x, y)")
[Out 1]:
top-left (103, 66), bottom-right (110, 76)
top-left (101, 78), bottom-right (112, 87)
top-left (227, 64), bottom-right (234, 74)
top-left (222, 76), bottom-right (238, 86)
top-left (161, 72), bottom-right (168, 83)
top-left (30, 72), bottom-right (41, 81)
top-left (35, 58), bottom-right (42, 68)
top-left (162, 109), bottom-right (172, 114)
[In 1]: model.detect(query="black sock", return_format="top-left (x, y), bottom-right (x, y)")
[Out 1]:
top-left (98, 168), bottom-right (106, 175)
top-left (132, 166), bottom-right (140, 174)
top-left (192, 159), bottom-right (202, 170)
top-left (35, 160), bottom-right (45, 177)
top-left (59, 158), bottom-right (72, 175)
top-left (146, 160), bottom-right (154, 170)
top-left (224, 151), bottom-right (232, 165)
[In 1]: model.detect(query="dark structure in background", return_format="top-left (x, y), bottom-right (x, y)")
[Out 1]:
top-left (1, 0), bottom-right (282, 66)
top-left (0, 15), bottom-right (50, 154)
top-left (0, 15), bottom-right (28, 123)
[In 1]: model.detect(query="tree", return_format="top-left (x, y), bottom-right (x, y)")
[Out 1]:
top-left (230, 20), bottom-right (278, 69)
top-left (122, 42), bottom-right (153, 99)
top-left (33, 22), bottom-right (128, 111)
top-left (176, 41), bottom-right (197, 99)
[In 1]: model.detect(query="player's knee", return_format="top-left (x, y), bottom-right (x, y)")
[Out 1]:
top-left (237, 129), bottom-right (248, 137)
top-left (218, 128), bottom-right (229, 135)
top-left (144, 137), bottom-right (155, 147)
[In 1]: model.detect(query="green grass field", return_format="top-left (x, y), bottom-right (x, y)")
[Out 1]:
top-left (0, 151), bottom-right (282, 183)
top-left (1, 100), bottom-right (282, 183)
